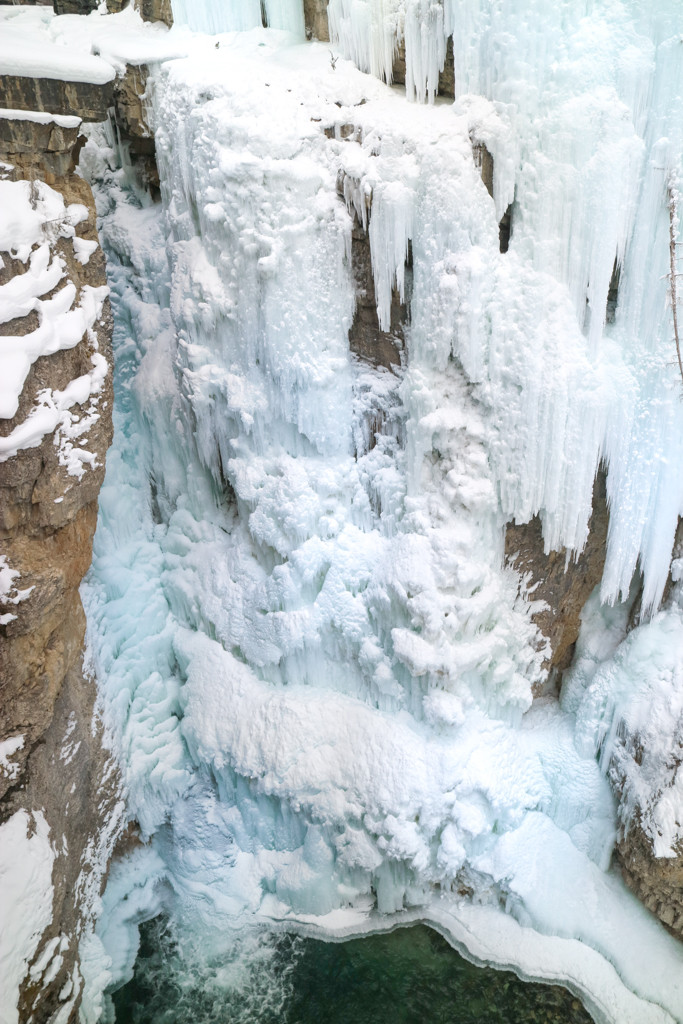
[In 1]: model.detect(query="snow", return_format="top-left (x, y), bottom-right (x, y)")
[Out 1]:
top-left (0, 811), bottom-right (55, 1024)
top-left (78, 9), bottom-right (683, 1022)
top-left (73, 237), bottom-right (99, 265)
top-left (0, 4), bottom-right (188, 84)
top-left (0, 109), bottom-right (81, 130)
top-left (0, 735), bottom-right (24, 781)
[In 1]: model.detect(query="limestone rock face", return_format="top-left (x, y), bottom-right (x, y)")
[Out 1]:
top-left (0, 123), bottom-right (122, 1021)
top-left (0, 112), bottom-right (83, 183)
top-left (304, 0), bottom-right (329, 41)
top-left (53, 0), bottom-right (99, 14)
top-left (617, 816), bottom-right (683, 937)
top-left (0, 76), bottom-right (114, 123)
top-left (348, 217), bottom-right (407, 370)
top-left (505, 472), bottom-right (609, 683)
top-left (113, 64), bottom-right (160, 192)
top-left (134, 0), bottom-right (173, 27)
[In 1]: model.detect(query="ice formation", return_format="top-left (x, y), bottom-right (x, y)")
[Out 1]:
top-left (170, 0), bottom-right (305, 37)
top-left (38, 0), bottom-right (682, 1021)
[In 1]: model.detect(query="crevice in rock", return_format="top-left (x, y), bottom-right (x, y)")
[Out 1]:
top-left (472, 140), bottom-right (494, 198)
top-left (606, 257), bottom-right (621, 325)
top-left (348, 215), bottom-right (409, 370)
top-left (504, 470), bottom-right (609, 692)
top-left (499, 204), bottom-right (513, 253)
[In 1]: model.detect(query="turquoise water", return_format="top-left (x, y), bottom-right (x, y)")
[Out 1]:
top-left (113, 918), bottom-right (594, 1023)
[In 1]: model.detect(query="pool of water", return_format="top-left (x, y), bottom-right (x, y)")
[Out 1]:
top-left (113, 918), bottom-right (594, 1024)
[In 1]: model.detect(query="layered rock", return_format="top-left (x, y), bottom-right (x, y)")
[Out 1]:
top-left (0, 115), bottom-right (122, 1022)
top-left (112, 63), bottom-right (159, 193)
top-left (0, 77), bottom-right (114, 124)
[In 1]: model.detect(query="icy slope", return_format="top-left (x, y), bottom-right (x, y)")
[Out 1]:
top-left (79, 16), bottom-right (683, 1023)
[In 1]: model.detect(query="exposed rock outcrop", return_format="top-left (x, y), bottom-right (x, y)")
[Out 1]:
top-left (135, 0), bottom-right (173, 28)
top-left (53, 0), bottom-right (99, 14)
top-left (112, 63), bottom-right (159, 193)
top-left (505, 472), bottom-right (609, 683)
top-left (304, 0), bottom-right (329, 41)
top-left (0, 76), bottom-right (114, 123)
top-left (604, 518), bottom-right (683, 939)
top-left (0, 111), bottom-right (83, 183)
top-left (348, 216), bottom-right (408, 370)
top-left (0, 115), bottom-right (123, 1022)
top-left (617, 817), bottom-right (683, 937)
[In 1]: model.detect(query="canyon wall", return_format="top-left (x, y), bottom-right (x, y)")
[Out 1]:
top-left (0, 100), bottom-right (122, 1024)
top-left (1, 4), bottom-right (681, 1021)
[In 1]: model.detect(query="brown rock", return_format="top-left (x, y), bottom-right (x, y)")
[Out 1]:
top-left (348, 218), bottom-right (407, 369)
top-left (112, 64), bottom-right (160, 192)
top-left (304, 0), bottom-right (329, 41)
top-left (505, 471), bottom-right (609, 684)
top-left (135, 0), bottom-right (173, 27)
top-left (0, 114), bottom-right (82, 183)
top-left (0, 76), bottom-right (114, 123)
top-left (0, 162), bottom-right (122, 1022)
top-left (616, 818), bottom-right (683, 940)
top-left (53, 0), bottom-right (99, 13)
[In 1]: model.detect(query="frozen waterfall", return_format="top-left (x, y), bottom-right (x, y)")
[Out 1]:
top-left (79, 2), bottom-right (683, 1022)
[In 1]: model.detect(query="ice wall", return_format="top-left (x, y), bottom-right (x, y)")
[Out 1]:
top-left (170, 0), bottom-right (305, 37)
top-left (329, 0), bottom-right (683, 615)
top-left (79, 10), bottom-right (683, 1020)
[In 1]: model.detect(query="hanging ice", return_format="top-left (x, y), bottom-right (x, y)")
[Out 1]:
top-left (170, 0), bottom-right (305, 37)
top-left (74, 3), bottom-right (683, 1023)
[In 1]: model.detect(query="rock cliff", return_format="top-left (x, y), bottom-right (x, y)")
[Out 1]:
top-left (0, 113), bottom-right (123, 1022)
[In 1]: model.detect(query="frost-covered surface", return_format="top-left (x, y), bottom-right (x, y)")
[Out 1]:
top-left (0, 810), bottom-right (55, 1024)
top-left (0, 4), bottom-right (187, 84)
top-left (80, 12), bottom-right (683, 1023)
top-left (0, 179), bottom-right (109, 467)
top-left (565, 589), bottom-right (683, 861)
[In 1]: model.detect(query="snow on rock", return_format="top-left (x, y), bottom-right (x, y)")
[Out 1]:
top-left (0, 734), bottom-right (25, 780)
top-left (0, 179), bottom-right (109, 462)
top-left (0, 109), bottom-right (82, 130)
top-left (0, 3), bottom-right (187, 84)
top-left (0, 810), bottom-right (55, 1024)
top-left (567, 598), bottom-right (683, 861)
top-left (0, 555), bottom-right (34, 626)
